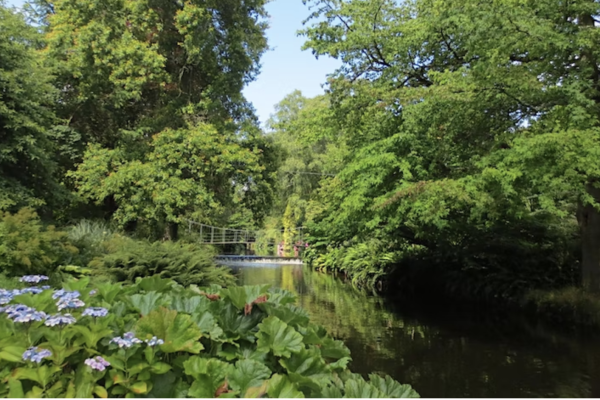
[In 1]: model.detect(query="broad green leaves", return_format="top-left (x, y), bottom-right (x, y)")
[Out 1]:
top-left (0, 277), bottom-right (417, 399)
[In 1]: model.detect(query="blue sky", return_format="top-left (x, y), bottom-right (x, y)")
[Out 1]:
top-left (6, 0), bottom-right (341, 126)
top-left (243, 0), bottom-right (341, 125)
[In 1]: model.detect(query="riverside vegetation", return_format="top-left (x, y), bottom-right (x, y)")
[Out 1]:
top-left (1, 0), bottom-right (600, 395)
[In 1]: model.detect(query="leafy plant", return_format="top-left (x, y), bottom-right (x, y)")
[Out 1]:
top-left (88, 236), bottom-right (235, 287)
top-left (0, 275), bottom-right (419, 398)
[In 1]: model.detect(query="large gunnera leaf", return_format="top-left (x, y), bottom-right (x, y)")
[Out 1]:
top-left (256, 316), bottom-right (303, 358)
top-left (221, 285), bottom-right (270, 310)
top-left (136, 307), bottom-right (203, 353)
top-left (267, 374), bottom-right (305, 398)
top-left (129, 292), bottom-right (164, 316)
top-left (367, 374), bottom-right (420, 398)
top-left (183, 357), bottom-right (232, 398)
top-left (228, 359), bottom-right (272, 395)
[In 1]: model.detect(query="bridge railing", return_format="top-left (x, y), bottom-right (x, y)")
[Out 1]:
top-left (186, 219), bottom-right (306, 245)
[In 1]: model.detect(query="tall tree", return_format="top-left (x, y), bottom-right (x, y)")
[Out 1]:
top-left (301, 0), bottom-right (600, 290)
top-left (0, 4), bottom-right (63, 214)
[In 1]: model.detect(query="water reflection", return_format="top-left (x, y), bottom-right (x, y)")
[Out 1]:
top-left (231, 264), bottom-right (600, 398)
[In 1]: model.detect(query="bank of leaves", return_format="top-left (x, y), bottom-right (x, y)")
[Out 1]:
top-left (0, 275), bottom-right (419, 398)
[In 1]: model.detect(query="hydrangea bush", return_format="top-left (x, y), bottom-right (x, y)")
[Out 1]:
top-left (0, 275), bottom-right (419, 398)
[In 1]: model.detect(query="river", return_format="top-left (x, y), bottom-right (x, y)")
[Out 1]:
top-left (228, 262), bottom-right (600, 398)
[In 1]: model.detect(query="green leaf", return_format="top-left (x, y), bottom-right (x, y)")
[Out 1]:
top-left (150, 362), bottom-right (171, 374)
top-left (183, 357), bottom-right (231, 398)
top-left (367, 374), bottom-right (420, 398)
top-left (192, 311), bottom-right (224, 339)
top-left (74, 367), bottom-right (95, 398)
top-left (279, 347), bottom-right (329, 379)
top-left (343, 378), bottom-right (388, 398)
top-left (221, 285), bottom-right (270, 310)
top-left (136, 276), bottom-right (173, 293)
top-left (228, 359), bottom-right (272, 395)
top-left (267, 374), bottom-right (304, 398)
top-left (93, 385), bottom-right (108, 398)
top-left (8, 378), bottom-right (24, 398)
top-left (130, 382), bottom-right (148, 394)
top-left (136, 307), bottom-right (204, 353)
top-left (0, 346), bottom-right (27, 363)
top-left (96, 282), bottom-right (122, 304)
top-left (256, 316), bottom-right (303, 358)
top-left (258, 303), bottom-right (310, 328)
top-left (169, 293), bottom-right (211, 314)
top-left (129, 292), bottom-right (164, 316)
top-left (25, 385), bottom-right (43, 398)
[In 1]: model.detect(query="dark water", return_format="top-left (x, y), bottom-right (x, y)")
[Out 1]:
top-left (229, 263), bottom-right (600, 398)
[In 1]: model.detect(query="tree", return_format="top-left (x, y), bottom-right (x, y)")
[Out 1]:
top-left (42, 0), bottom-right (269, 146)
top-left (0, 4), bottom-right (64, 214)
top-left (300, 0), bottom-right (600, 291)
top-left (70, 123), bottom-right (264, 238)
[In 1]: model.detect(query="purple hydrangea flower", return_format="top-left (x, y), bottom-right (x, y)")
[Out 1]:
top-left (145, 336), bottom-right (164, 347)
top-left (52, 289), bottom-right (80, 300)
top-left (85, 356), bottom-right (110, 371)
top-left (22, 347), bottom-right (52, 363)
top-left (19, 275), bottom-right (49, 284)
top-left (44, 313), bottom-right (76, 327)
top-left (11, 310), bottom-right (47, 323)
top-left (89, 289), bottom-right (97, 296)
top-left (56, 298), bottom-right (85, 311)
top-left (110, 332), bottom-right (142, 348)
top-left (82, 307), bottom-right (108, 318)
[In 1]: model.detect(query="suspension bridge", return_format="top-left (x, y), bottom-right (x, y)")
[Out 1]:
top-left (185, 219), bottom-right (306, 246)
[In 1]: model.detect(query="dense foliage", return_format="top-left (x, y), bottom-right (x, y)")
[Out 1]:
top-left (244, 0), bottom-right (600, 299)
top-left (0, 275), bottom-right (419, 398)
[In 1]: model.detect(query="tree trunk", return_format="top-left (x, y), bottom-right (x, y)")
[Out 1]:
top-left (163, 222), bottom-right (178, 241)
top-left (578, 184), bottom-right (600, 292)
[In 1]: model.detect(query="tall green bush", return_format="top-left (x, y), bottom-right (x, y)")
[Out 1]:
top-left (0, 208), bottom-right (78, 276)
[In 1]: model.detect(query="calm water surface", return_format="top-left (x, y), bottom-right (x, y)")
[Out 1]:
top-left (229, 263), bottom-right (600, 398)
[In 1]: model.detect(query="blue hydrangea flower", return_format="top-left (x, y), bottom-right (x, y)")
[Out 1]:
top-left (20, 275), bottom-right (49, 284)
top-left (11, 310), bottom-right (47, 323)
top-left (145, 336), bottom-right (164, 347)
top-left (89, 289), bottom-right (97, 296)
top-left (0, 296), bottom-right (11, 305)
top-left (82, 307), bottom-right (108, 318)
top-left (110, 332), bottom-right (142, 348)
top-left (22, 347), bottom-right (52, 363)
top-left (45, 313), bottom-right (76, 327)
top-left (52, 289), bottom-right (80, 300)
top-left (4, 304), bottom-right (33, 316)
top-left (85, 356), bottom-right (110, 371)
top-left (56, 298), bottom-right (85, 311)
top-left (41, 286), bottom-right (51, 290)
top-left (20, 287), bottom-right (43, 295)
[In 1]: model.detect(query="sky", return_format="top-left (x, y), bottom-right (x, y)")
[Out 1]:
top-left (6, 0), bottom-right (341, 127)
top-left (242, 0), bottom-right (341, 125)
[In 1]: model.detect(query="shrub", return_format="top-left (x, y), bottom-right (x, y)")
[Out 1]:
top-left (0, 275), bottom-right (419, 398)
top-left (89, 237), bottom-right (235, 287)
top-left (67, 220), bottom-right (114, 267)
top-left (0, 208), bottom-right (78, 276)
